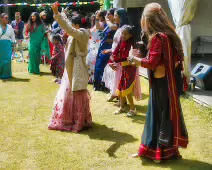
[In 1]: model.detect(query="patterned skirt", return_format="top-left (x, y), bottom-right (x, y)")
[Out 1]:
top-left (48, 70), bottom-right (92, 132)
top-left (117, 65), bottom-right (136, 97)
top-left (50, 55), bottom-right (65, 79)
top-left (138, 66), bottom-right (188, 160)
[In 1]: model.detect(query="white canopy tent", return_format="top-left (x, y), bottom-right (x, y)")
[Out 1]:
top-left (113, 0), bottom-right (212, 82)
top-left (168, 0), bottom-right (198, 82)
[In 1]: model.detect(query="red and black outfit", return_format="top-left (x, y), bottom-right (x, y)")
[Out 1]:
top-left (110, 39), bottom-right (136, 97)
top-left (138, 33), bottom-right (188, 161)
top-left (50, 43), bottom-right (65, 79)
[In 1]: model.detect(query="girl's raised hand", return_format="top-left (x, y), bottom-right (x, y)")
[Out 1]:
top-left (52, 2), bottom-right (59, 15)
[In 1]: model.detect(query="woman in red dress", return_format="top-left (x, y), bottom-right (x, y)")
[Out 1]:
top-left (50, 35), bottom-right (65, 84)
top-left (128, 3), bottom-right (188, 163)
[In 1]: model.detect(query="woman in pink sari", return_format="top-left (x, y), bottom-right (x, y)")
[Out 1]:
top-left (48, 3), bottom-right (92, 133)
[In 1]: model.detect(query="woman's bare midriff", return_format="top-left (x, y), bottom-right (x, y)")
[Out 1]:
top-left (154, 62), bottom-right (179, 78)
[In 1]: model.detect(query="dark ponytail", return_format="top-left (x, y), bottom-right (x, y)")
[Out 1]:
top-left (71, 14), bottom-right (91, 29)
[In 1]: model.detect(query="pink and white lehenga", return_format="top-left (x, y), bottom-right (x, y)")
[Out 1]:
top-left (48, 12), bottom-right (92, 133)
top-left (48, 69), bottom-right (92, 132)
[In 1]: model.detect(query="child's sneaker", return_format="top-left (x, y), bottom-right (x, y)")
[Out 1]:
top-left (114, 108), bottom-right (125, 115)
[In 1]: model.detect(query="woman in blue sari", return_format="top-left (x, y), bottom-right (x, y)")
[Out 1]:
top-left (93, 8), bottom-right (117, 91)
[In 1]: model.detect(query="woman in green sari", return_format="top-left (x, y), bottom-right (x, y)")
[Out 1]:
top-left (26, 12), bottom-right (46, 74)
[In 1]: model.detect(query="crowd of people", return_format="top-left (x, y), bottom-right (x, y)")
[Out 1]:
top-left (0, 2), bottom-right (189, 164)
top-left (0, 10), bottom-right (66, 82)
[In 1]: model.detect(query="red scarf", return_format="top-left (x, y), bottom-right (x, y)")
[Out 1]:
top-left (160, 33), bottom-right (188, 148)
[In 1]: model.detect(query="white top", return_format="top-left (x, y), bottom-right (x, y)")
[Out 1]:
top-left (0, 24), bottom-right (16, 43)
top-left (111, 26), bottom-right (123, 52)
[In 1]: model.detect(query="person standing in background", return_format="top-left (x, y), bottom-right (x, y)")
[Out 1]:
top-left (86, 10), bottom-right (107, 84)
top-left (50, 34), bottom-right (65, 84)
top-left (0, 13), bottom-right (15, 79)
top-left (26, 12), bottom-right (46, 74)
top-left (40, 11), bottom-right (51, 64)
top-left (11, 12), bottom-right (25, 62)
top-left (49, 20), bottom-right (61, 56)
top-left (93, 8), bottom-right (117, 91)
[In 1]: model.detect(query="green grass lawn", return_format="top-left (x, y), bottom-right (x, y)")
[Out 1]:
top-left (0, 61), bottom-right (212, 170)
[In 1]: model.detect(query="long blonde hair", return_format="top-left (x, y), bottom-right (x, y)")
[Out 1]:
top-left (141, 3), bottom-right (183, 56)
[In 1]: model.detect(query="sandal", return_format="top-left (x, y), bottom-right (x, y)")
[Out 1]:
top-left (114, 108), bottom-right (125, 115)
top-left (131, 153), bottom-right (140, 158)
top-left (107, 95), bottom-right (118, 102)
top-left (127, 109), bottom-right (137, 117)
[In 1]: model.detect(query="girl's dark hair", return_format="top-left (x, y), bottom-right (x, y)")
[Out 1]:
top-left (99, 10), bottom-right (107, 21)
top-left (122, 25), bottom-right (137, 47)
top-left (136, 41), bottom-right (147, 57)
top-left (71, 14), bottom-right (91, 29)
top-left (116, 8), bottom-right (130, 27)
top-left (28, 12), bottom-right (42, 27)
top-left (108, 8), bottom-right (116, 16)
top-left (52, 34), bottom-right (63, 45)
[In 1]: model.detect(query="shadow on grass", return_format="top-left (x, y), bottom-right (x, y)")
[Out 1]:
top-left (1, 77), bottom-right (30, 82)
top-left (123, 104), bottom-right (147, 124)
top-left (81, 123), bottom-right (137, 158)
top-left (136, 104), bottom-right (148, 114)
top-left (140, 157), bottom-right (212, 170)
top-left (40, 72), bottom-right (53, 76)
top-left (131, 114), bottom-right (146, 124)
top-left (141, 93), bottom-right (149, 100)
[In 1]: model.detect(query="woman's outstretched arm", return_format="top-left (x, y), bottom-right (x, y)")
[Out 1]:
top-left (52, 2), bottom-right (85, 42)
